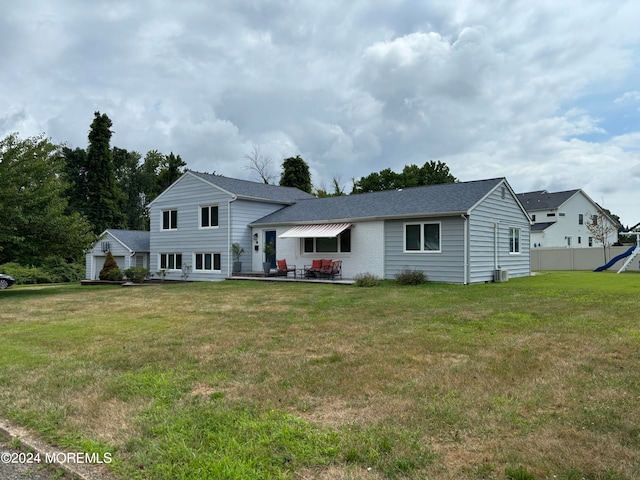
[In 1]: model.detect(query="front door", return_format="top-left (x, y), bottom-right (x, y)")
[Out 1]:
top-left (265, 230), bottom-right (277, 268)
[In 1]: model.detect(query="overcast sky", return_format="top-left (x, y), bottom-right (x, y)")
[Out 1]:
top-left (2, 1), bottom-right (640, 225)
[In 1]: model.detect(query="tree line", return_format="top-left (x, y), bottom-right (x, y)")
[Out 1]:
top-left (0, 111), bottom-right (457, 282)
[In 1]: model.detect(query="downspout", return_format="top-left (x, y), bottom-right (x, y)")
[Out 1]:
top-left (461, 214), bottom-right (469, 285)
top-left (227, 195), bottom-right (237, 277)
top-left (494, 222), bottom-right (500, 270)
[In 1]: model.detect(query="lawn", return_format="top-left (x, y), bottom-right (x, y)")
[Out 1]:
top-left (0, 272), bottom-right (638, 479)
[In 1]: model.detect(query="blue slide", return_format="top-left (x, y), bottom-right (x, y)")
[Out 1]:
top-left (593, 246), bottom-right (636, 272)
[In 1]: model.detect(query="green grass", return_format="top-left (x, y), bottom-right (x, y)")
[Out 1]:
top-left (0, 272), bottom-right (639, 479)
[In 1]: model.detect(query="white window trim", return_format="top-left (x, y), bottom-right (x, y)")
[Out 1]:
top-left (509, 227), bottom-right (521, 255)
top-left (199, 205), bottom-right (220, 229)
top-left (159, 253), bottom-right (182, 270)
top-left (301, 230), bottom-right (351, 254)
top-left (403, 221), bottom-right (442, 253)
top-left (161, 209), bottom-right (178, 231)
top-left (193, 252), bottom-right (222, 272)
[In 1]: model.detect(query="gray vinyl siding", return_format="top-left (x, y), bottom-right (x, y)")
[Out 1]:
top-left (150, 174), bottom-right (233, 281)
top-left (86, 233), bottom-right (129, 279)
top-left (384, 216), bottom-right (466, 283)
top-left (149, 175), bottom-right (291, 280)
top-left (230, 200), bottom-right (288, 269)
top-left (468, 183), bottom-right (530, 283)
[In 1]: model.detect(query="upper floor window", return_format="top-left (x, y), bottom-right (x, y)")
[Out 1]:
top-left (162, 209), bottom-right (178, 230)
top-left (404, 222), bottom-right (441, 253)
top-left (578, 214), bottom-right (584, 225)
top-left (509, 227), bottom-right (521, 254)
top-left (200, 205), bottom-right (219, 228)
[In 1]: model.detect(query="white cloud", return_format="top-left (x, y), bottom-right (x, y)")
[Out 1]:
top-left (2, 0), bottom-right (640, 224)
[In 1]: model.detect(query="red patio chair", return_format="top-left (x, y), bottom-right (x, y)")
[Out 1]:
top-left (276, 259), bottom-right (296, 278)
top-left (304, 259), bottom-right (323, 277)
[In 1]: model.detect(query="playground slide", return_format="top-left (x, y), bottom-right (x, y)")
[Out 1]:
top-left (593, 246), bottom-right (636, 272)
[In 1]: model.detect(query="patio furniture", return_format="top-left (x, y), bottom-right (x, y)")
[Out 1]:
top-left (304, 259), bottom-right (342, 279)
top-left (276, 259), bottom-right (296, 278)
top-left (304, 259), bottom-right (323, 277)
top-left (326, 260), bottom-right (342, 279)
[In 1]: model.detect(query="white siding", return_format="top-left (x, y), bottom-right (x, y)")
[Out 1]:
top-left (529, 192), bottom-right (619, 248)
top-left (252, 221), bottom-right (385, 278)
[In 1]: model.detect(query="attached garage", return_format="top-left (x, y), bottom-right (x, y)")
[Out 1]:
top-left (86, 230), bottom-right (150, 280)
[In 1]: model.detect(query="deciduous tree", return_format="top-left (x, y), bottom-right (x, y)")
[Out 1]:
top-left (0, 133), bottom-right (93, 266)
top-left (352, 161), bottom-right (457, 194)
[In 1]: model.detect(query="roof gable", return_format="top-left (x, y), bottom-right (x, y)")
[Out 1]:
top-left (252, 178), bottom-right (507, 225)
top-left (103, 229), bottom-right (150, 252)
top-left (149, 171), bottom-right (314, 207)
top-left (517, 189), bottom-right (580, 211)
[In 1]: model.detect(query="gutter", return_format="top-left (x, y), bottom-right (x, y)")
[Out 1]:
top-left (227, 194), bottom-right (237, 276)
top-left (461, 214), bottom-right (469, 285)
top-left (249, 211), bottom-right (469, 228)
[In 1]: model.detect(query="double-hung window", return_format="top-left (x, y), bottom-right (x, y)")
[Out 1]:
top-left (404, 222), bottom-right (441, 252)
top-left (509, 227), bottom-right (521, 254)
top-left (162, 209), bottom-right (178, 230)
top-left (160, 253), bottom-right (182, 270)
top-left (200, 205), bottom-right (219, 228)
top-left (194, 253), bottom-right (221, 271)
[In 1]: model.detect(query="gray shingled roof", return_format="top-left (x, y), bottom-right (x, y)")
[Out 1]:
top-left (517, 190), bottom-right (579, 212)
top-left (531, 222), bottom-right (555, 232)
top-left (252, 178), bottom-right (505, 225)
top-left (189, 171), bottom-right (314, 203)
top-left (106, 229), bottom-right (150, 252)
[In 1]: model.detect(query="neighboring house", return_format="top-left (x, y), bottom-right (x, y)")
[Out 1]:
top-left (146, 171), bottom-right (314, 281)
top-left (251, 177), bottom-right (531, 284)
top-left (517, 189), bottom-right (619, 248)
top-left (86, 229), bottom-right (150, 279)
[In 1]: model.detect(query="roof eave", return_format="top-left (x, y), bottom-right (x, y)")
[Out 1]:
top-left (250, 211), bottom-right (469, 227)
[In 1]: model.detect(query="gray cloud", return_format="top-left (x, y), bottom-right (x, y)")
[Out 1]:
top-left (2, 0), bottom-right (640, 224)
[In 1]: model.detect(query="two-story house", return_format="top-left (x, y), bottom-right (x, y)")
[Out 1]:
top-left (517, 189), bottom-right (619, 248)
top-left (146, 171), bottom-right (314, 281)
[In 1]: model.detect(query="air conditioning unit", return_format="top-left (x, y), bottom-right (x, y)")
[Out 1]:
top-left (494, 269), bottom-right (509, 283)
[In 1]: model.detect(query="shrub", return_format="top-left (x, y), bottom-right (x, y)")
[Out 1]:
top-left (355, 272), bottom-right (379, 287)
top-left (0, 263), bottom-right (52, 284)
top-left (124, 267), bottom-right (151, 283)
top-left (41, 257), bottom-right (85, 282)
top-left (99, 252), bottom-right (123, 281)
top-left (394, 268), bottom-right (427, 285)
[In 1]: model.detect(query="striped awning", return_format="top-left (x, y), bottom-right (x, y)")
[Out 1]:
top-left (279, 223), bottom-right (352, 238)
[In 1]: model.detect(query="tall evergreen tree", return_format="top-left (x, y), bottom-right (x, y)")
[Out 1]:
top-left (85, 112), bottom-right (123, 233)
top-left (280, 155), bottom-right (312, 193)
top-left (157, 152), bottom-right (186, 192)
